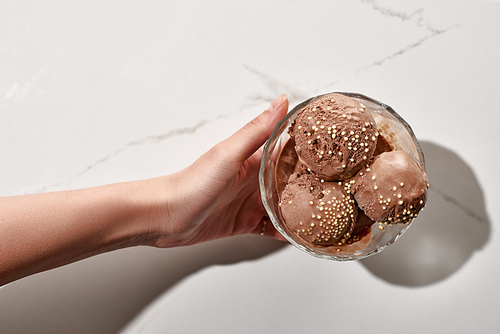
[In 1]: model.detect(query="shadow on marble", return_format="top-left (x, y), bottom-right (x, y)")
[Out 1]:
top-left (359, 141), bottom-right (491, 287)
top-left (0, 236), bottom-right (286, 334)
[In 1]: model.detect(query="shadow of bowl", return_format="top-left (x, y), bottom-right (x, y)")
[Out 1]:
top-left (359, 141), bottom-right (490, 287)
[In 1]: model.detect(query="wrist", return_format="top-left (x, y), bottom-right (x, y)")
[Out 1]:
top-left (125, 173), bottom-right (191, 248)
top-left (144, 172), bottom-right (193, 248)
top-left (112, 178), bottom-right (169, 248)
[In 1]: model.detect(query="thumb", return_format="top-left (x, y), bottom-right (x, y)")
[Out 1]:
top-left (222, 95), bottom-right (289, 164)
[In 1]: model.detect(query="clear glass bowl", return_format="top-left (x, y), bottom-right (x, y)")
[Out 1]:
top-left (259, 92), bottom-right (426, 261)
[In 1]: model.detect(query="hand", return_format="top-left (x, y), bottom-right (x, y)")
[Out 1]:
top-left (154, 95), bottom-right (289, 247)
top-left (0, 95), bottom-right (289, 285)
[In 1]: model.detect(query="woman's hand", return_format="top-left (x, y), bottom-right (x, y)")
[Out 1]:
top-left (0, 95), bottom-right (288, 285)
top-left (153, 95), bottom-right (289, 247)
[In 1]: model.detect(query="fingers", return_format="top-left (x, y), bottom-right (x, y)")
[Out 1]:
top-left (219, 95), bottom-right (288, 164)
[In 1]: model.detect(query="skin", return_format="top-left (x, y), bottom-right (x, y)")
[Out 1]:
top-left (0, 95), bottom-right (288, 286)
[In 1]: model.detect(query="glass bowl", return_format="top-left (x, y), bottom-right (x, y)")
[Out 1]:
top-left (259, 92), bottom-right (426, 261)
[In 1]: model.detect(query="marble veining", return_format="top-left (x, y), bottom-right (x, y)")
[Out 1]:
top-left (1, 0), bottom-right (499, 333)
top-left (430, 187), bottom-right (487, 224)
top-left (35, 114), bottom-right (228, 194)
top-left (360, 0), bottom-right (426, 24)
top-left (365, 26), bottom-right (454, 69)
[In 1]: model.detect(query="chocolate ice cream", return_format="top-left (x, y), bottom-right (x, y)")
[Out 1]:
top-left (280, 174), bottom-right (357, 246)
top-left (290, 93), bottom-right (378, 181)
top-left (276, 92), bottom-right (428, 250)
top-left (351, 150), bottom-right (428, 224)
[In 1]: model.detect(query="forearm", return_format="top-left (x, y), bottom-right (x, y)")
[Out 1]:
top-left (0, 177), bottom-right (168, 286)
top-left (0, 95), bottom-right (288, 286)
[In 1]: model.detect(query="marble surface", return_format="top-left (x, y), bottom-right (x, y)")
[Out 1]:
top-left (1, 0), bottom-right (499, 333)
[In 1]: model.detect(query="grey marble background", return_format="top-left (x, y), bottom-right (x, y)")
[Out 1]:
top-left (1, 0), bottom-right (499, 333)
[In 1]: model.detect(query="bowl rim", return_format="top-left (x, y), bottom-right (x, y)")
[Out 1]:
top-left (259, 92), bottom-right (424, 261)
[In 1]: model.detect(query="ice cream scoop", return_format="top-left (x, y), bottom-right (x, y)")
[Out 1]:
top-left (290, 93), bottom-right (378, 181)
top-left (260, 91), bottom-right (428, 260)
top-left (280, 173), bottom-right (357, 245)
top-left (351, 150), bottom-right (428, 224)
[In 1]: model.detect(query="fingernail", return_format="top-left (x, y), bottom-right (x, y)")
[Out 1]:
top-left (269, 94), bottom-right (287, 111)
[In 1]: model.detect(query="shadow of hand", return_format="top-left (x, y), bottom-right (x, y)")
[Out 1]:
top-left (0, 235), bottom-right (286, 333)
